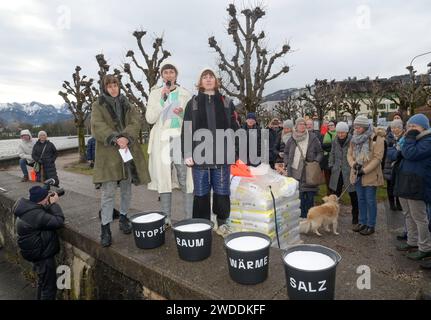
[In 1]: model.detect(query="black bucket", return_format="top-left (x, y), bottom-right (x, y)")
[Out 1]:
top-left (130, 211), bottom-right (167, 249)
top-left (172, 219), bottom-right (214, 262)
top-left (224, 232), bottom-right (271, 285)
top-left (282, 244), bottom-right (342, 300)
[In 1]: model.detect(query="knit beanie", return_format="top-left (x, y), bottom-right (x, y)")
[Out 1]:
top-left (407, 113), bottom-right (430, 130)
top-left (29, 186), bottom-right (49, 203)
top-left (335, 122), bottom-right (349, 133)
top-left (283, 119), bottom-right (294, 129)
top-left (390, 119), bottom-right (404, 130)
top-left (353, 116), bottom-right (370, 128)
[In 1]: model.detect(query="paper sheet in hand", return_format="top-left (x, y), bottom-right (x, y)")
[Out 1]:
top-left (119, 148), bottom-right (133, 162)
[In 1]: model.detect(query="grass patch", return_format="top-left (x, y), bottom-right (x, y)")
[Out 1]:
top-left (315, 182), bottom-right (388, 205)
top-left (63, 161), bottom-right (94, 176)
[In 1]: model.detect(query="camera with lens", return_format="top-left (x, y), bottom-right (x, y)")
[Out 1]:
top-left (42, 178), bottom-right (65, 197)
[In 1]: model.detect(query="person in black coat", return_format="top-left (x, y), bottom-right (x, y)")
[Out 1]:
top-left (241, 112), bottom-right (263, 167)
top-left (32, 131), bottom-right (59, 186)
top-left (13, 186), bottom-right (65, 300)
top-left (267, 118), bottom-right (280, 169)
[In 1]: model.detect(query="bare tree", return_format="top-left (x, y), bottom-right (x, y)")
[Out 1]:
top-left (58, 66), bottom-right (98, 162)
top-left (299, 79), bottom-right (333, 123)
top-left (341, 83), bottom-right (363, 122)
top-left (328, 81), bottom-right (346, 121)
top-left (361, 78), bottom-right (386, 126)
top-left (209, 3), bottom-right (290, 112)
top-left (273, 95), bottom-right (298, 121)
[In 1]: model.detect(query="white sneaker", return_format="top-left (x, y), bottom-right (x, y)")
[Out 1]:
top-left (216, 224), bottom-right (233, 238)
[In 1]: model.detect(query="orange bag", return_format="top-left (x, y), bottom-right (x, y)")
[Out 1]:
top-left (230, 160), bottom-right (254, 177)
top-left (30, 169), bottom-right (37, 182)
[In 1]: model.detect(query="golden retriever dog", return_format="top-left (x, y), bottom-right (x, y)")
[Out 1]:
top-left (299, 194), bottom-right (340, 236)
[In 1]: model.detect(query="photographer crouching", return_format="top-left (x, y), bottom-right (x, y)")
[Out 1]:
top-left (12, 182), bottom-right (65, 300)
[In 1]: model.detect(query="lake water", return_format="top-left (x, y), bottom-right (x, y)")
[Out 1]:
top-left (0, 136), bottom-right (90, 159)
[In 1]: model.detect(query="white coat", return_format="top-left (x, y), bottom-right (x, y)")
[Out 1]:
top-left (146, 84), bottom-right (193, 193)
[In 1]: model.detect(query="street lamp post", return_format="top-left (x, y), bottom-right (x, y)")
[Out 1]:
top-left (406, 51), bottom-right (431, 115)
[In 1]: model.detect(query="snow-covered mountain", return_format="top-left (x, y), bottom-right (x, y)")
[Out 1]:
top-left (0, 102), bottom-right (73, 125)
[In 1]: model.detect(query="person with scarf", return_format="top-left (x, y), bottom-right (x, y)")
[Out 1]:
top-left (181, 68), bottom-right (238, 237)
top-left (328, 122), bottom-right (359, 228)
top-left (274, 119), bottom-right (293, 164)
top-left (392, 114), bottom-right (431, 261)
top-left (146, 61), bottom-right (194, 226)
top-left (284, 118), bottom-right (323, 218)
top-left (348, 115), bottom-right (386, 236)
top-left (18, 129), bottom-right (35, 182)
top-left (91, 74), bottom-right (150, 247)
top-left (384, 120), bottom-right (405, 211)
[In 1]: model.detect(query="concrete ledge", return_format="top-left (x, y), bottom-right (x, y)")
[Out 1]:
top-left (0, 171), bottom-right (288, 300)
top-left (0, 147), bottom-right (79, 169)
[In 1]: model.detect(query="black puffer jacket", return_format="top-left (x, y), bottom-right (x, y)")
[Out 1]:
top-left (13, 199), bottom-right (65, 262)
top-left (32, 140), bottom-right (59, 186)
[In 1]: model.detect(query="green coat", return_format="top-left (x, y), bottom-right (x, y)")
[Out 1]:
top-left (90, 95), bottom-right (150, 185)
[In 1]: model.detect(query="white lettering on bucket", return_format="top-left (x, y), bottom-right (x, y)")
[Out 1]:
top-left (289, 278), bottom-right (327, 292)
top-left (134, 227), bottom-right (165, 238)
top-left (229, 256), bottom-right (268, 270)
top-left (176, 237), bottom-right (204, 248)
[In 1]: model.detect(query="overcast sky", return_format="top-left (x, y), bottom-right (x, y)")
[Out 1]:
top-left (1, 0), bottom-right (430, 105)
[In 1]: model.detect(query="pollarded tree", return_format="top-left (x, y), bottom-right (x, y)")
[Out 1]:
top-left (273, 95), bottom-right (299, 121)
top-left (361, 78), bottom-right (386, 126)
top-left (58, 66), bottom-right (98, 162)
top-left (209, 3), bottom-right (290, 113)
top-left (299, 79), bottom-right (333, 124)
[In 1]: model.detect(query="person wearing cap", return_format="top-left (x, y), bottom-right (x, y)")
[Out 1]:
top-left (181, 68), bottom-right (239, 237)
top-left (146, 61), bottom-right (194, 226)
top-left (91, 74), bottom-right (150, 247)
top-left (32, 131), bottom-right (59, 186)
top-left (322, 121), bottom-right (337, 195)
top-left (274, 119), bottom-right (294, 165)
top-left (348, 115), bottom-right (386, 236)
top-left (328, 122), bottom-right (359, 227)
top-left (392, 113), bottom-right (431, 261)
top-left (240, 112), bottom-right (263, 166)
top-left (267, 118), bottom-right (280, 169)
top-left (17, 129), bottom-right (35, 182)
top-left (13, 186), bottom-right (64, 299)
top-left (284, 117), bottom-right (323, 218)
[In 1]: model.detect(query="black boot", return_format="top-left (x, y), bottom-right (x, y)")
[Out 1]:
top-left (388, 198), bottom-right (397, 211)
top-left (101, 224), bottom-right (112, 247)
top-left (119, 215), bottom-right (132, 234)
top-left (395, 198), bottom-right (403, 211)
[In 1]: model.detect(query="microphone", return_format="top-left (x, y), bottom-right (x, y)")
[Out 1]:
top-left (163, 80), bottom-right (172, 101)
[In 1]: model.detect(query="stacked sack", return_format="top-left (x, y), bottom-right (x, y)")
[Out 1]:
top-left (228, 164), bottom-right (302, 249)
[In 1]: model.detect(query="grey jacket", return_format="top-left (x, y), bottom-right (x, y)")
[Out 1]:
top-left (328, 135), bottom-right (355, 193)
top-left (284, 132), bottom-right (323, 192)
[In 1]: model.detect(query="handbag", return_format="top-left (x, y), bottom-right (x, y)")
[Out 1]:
top-left (294, 140), bottom-right (324, 186)
top-left (33, 144), bottom-right (47, 173)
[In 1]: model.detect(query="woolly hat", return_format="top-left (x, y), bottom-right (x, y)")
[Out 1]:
top-left (390, 119), bottom-right (404, 130)
top-left (246, 112), bottom-right (256, 120)
top-left (29, 186), bottom-right (49, 203)
top-left (407, 113), bottom-right (430, 130)
top-left (38, 131), bottom-right (47, 138)
top-left (295, 117), bottom-right (306, 127)
top-left (353, 115), bottom-right (370, 128)
top-left (283, 119), bottom-right (294, 129)
top-left (335, 122), bottom-right (349, 133)
top-left (160, 60), bottom-right (179, 75)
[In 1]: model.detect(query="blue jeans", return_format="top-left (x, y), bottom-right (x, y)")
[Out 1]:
top-left (192, 166), bottom-right (230, 196)
top-left (19, 159), bottom-right (30, 177)
top-left (355, 181), bottom-right (377, 228)
top-left (300, 191), bottom-right (316, 218)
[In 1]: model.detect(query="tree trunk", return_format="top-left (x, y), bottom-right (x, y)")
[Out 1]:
top-left (77, 124), bottom-right (86, 163)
